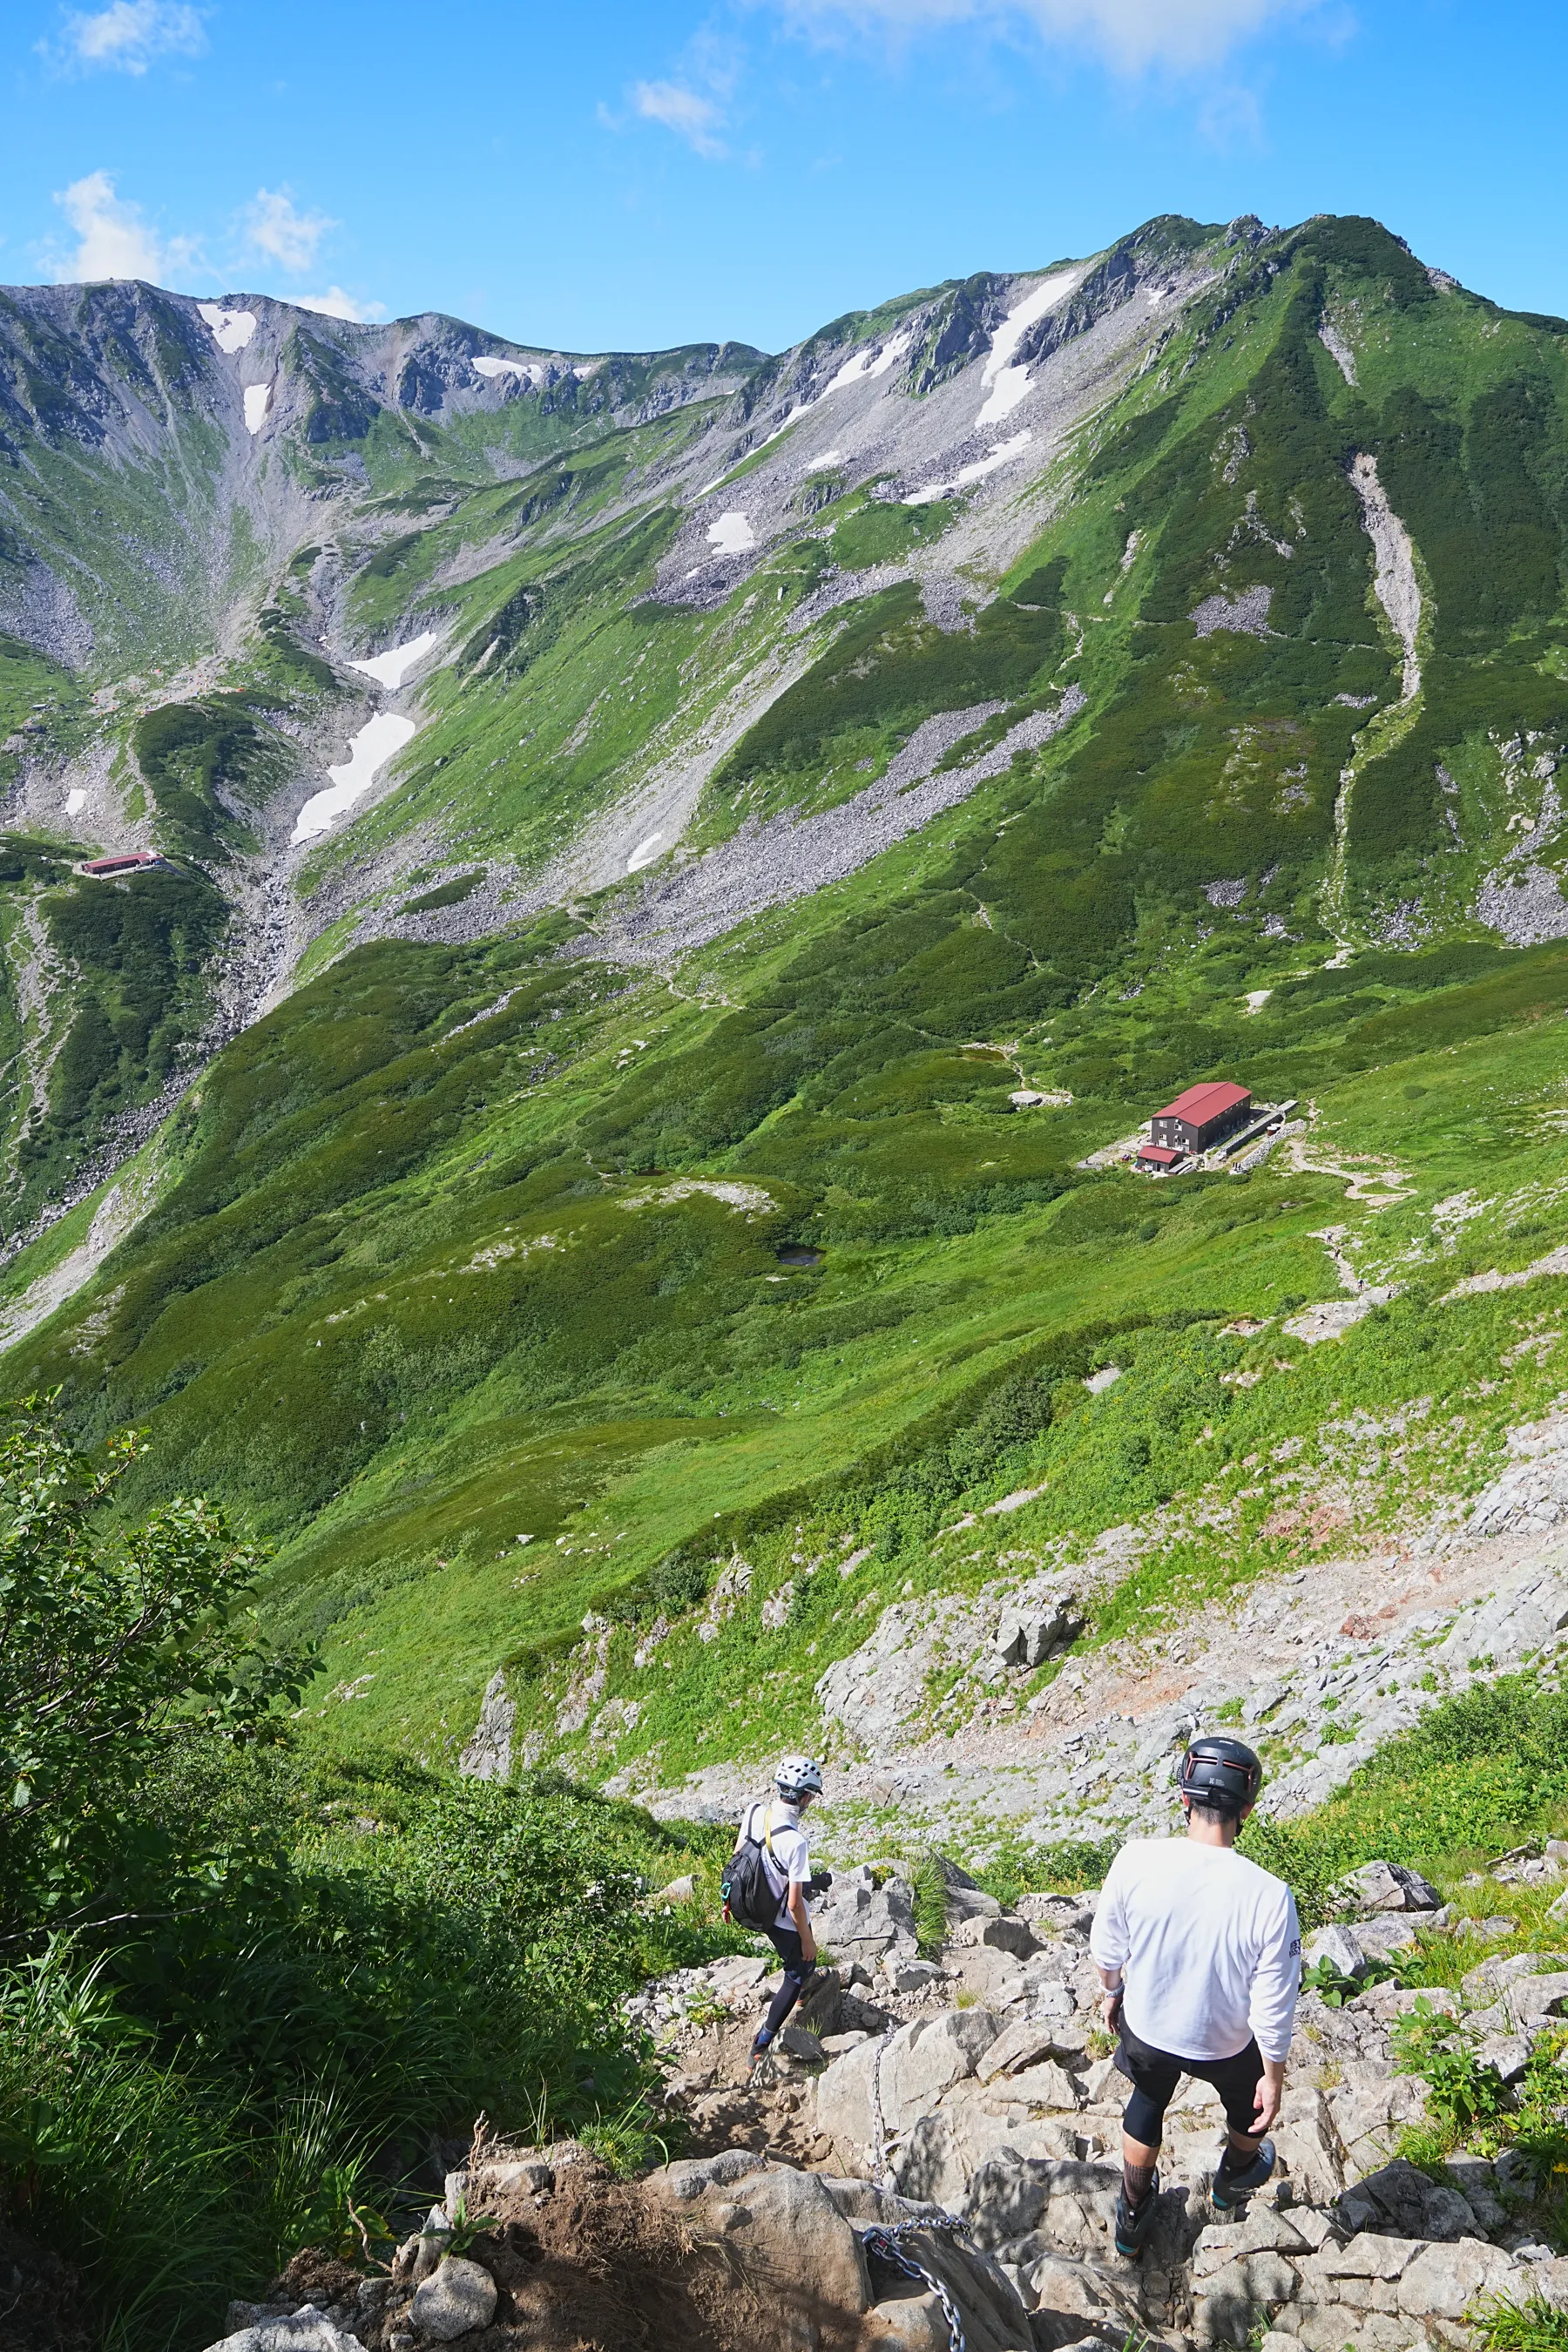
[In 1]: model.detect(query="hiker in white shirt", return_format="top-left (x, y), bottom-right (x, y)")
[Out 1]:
top-left (734, 1755), bottom-right (823, 2060)
top-left (1089, 1735), bottom-right (1301, 2259)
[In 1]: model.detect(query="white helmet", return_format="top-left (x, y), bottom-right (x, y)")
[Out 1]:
top-left (775, 1754), bottom-right (824, 1799)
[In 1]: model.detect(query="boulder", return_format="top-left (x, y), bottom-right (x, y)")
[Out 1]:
top-left (1193, 2250), bottom-right (1299, 2346)
top-left (951, 1916), bottom-right (1037, 1959)
top-left (977, 2021), bottom-right (1078, 2084)
top-left (200, 2312), bottom-right (364, 2352)
top-left (709, 1954), bottom-right (770, 1992)
top-left (1335, 1861), bottom-right (1444, 1915)
top-left (1475, 2032), bottom-right (1532, 2084)
top-left (894, 2093), bottom-right (1078, 2207)
top-left (1343, 2159), bottom-right (1482, 2244)
top-left (1301, 1924), bottom-right (1370, 1979)
top-left (409, 2256), bottom-right (497, 2343)
top-left (1024, 2253), bottom-right (1144, 2346)
top-left (945, 1947), bottom-right (1031, 2005)
top-left (995, 1599), bottom-right (1081, 1672)
top-left (1397, 2238), bottom-right (1521, 2332)
top-left (719, 2165), bottom-right (871, 2331)
top-left (646, 2148), bottom-right (767, 2201)
top-left (457, 1669), bottom-right (513, 1781)
top-left (1326, 2072), bottom-right (1435, 2181)
top-left (1016, 1893), bottom-right (1096, 1935)
top-left (885, 1958), bottom-right (945, 1994)
top-left (862, 2227), bottom-right (1033, 2352)
top-left (980, 2062), bottom-right (1082, 2113)
top-left (447, 2155), bottom-right (552, 2210)
top-left (815, 1867), bottom-right (921, 1967)
top-left (817, 2009), bottom-right (1002, 2160)
top-left (862, 2289), bottom-right (951, 2351)
top-left (1444, 2153), bottom-right (1510, 2235)
top-left (1191, 2213), bottom-right (1315, 2274)
top-left (409, 2205), bottom-right (452, 2285)
top-left (1507, 1970), bottom-right (1568, 2031)
top-left (963, 2154), bottom-right (1119, 2259)
top-left (947, 1885), bottom-right (1004, 1923)
top-left (1270, 2085), bottom-right (1349, 2208)
top-left (1349, 1915), bottom-right (1428, 1961)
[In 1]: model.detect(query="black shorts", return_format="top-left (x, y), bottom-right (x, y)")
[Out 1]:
top-left (1114, 2015), bottom-right (1265, 2141)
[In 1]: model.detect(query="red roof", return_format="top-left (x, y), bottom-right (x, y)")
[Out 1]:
top-left (1152, 1080), bottom-right (1251, 1126)
top-left (1138, 1144), bottom-right (1183, 1166)
top-left (81, 851), bottom-right (166, 874)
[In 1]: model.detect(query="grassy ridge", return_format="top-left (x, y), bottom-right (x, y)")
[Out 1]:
top-left (6, 218), bottom-right (1568, 1774)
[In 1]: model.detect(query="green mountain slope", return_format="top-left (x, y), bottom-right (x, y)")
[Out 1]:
top-left (3, 213), bottom-right (1568, 1828)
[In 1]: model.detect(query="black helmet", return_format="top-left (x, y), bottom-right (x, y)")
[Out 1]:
top-left (1178, 1735), bottom-right (1262, 1814)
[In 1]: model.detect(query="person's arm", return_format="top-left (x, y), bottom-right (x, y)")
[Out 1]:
top-left (1247, 1888), bottom-right (1302, 2132)
top-left (787, 1876), bottom-right (816, 1967)
top-left (1089, 1855), bottom-right (1129, 2027)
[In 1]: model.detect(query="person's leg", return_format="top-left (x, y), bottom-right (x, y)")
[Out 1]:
top-left (1112, 2025), bottom-right (1180, 2252)
top-left (1120, 2081), bottom-right (1170, 2208)
top-left (752, 1924), bottom-right (813, 2052)
top-left (1203, 2041), bottom-right (1276, 2201)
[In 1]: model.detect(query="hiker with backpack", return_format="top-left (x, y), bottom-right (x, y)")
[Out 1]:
top-left (723, 1755), bottom-right (826, 2062)
top-left (1089, 1735), bottom-right (1302, 2259)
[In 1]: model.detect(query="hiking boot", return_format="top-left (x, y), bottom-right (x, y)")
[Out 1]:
top-left (1114, 2173), bottom-right (1159, 2259)
top-left (748, 2031), bottom-right (774, 2072)
top-left (1212, 2139), bottom-right (1276, 2211)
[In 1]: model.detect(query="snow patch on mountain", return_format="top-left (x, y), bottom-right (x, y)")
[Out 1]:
top-left (907, 431), bottom-right (1033, 506)
top-left (293, 713), bottom-right (416, 844)
top-left (976, 269), bottom-right (1079, 427)
top-left (760, 328), bottom-right (914, 449)
top-left (706, 512), bottom-right (755, 556)
top-left (198, 304), bottom-right (257, 355)
top-left (824, 328), bottom-right (911, 393)
top-left (346, 632), bottom-right (441, 690)
top-left (473, 355), bottom-right (543, 382)
top-left (242, 382), bottom-right (271, 435)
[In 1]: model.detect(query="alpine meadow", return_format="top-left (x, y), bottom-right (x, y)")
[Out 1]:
top-left (7, 211), bottom-right (1568, 2350)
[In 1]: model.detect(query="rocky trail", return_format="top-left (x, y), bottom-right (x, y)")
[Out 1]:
top-left (197, 1849), bottom-right (1568, 2352)
top-left (589, 1409), bottom-right (1568, 1861)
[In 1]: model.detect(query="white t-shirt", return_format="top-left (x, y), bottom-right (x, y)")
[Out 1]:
top-left (1089, 1835), bottom-right (1301, 2065)
top-left (737, 1798), bottom-right (810, 1932)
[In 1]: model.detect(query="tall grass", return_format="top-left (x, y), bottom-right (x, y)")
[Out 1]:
top-left (0, 1753), bottom-right (735, 2352)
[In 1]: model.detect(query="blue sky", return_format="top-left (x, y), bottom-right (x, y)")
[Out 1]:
top-left (2, 0), bottom-right (1565, 355)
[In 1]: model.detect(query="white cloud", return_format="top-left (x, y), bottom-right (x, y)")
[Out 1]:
top-left (632, 78), bottom-right (728, 158)
top-left (762, 0), bottom-right (1313, 72)
top-left (244, 187), bottom-right (335, 274)
top-left (57, 1), bottom-right (206, 74)
top-left (293, 287), bottom-right (386, 322)
top-left (47, 170), bottom-right (199, 285)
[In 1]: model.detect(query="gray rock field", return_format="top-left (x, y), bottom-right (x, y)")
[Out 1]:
top-left (216, 1842), bottom-right (1568, 2352)
top-left (593, 1408), bottom-right (1568, 1862)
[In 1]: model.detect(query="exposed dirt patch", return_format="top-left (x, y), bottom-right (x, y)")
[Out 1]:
top-left (341, 2164), bottom-right (774, 2352)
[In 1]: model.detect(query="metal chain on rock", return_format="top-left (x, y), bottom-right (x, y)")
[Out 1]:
top-left (869, 2026), bottom-right (896, 2188)
top-left (859, 2223), bottom-right (970, 2352)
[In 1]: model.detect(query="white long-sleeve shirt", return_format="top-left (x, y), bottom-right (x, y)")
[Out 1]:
top-left (1089, 1835), bottom-right (1301, 2064)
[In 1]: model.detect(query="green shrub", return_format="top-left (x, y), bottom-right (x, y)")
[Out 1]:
top-left (1391, 2000), bottom-right (1512, 2145)
top-left (1473, 2295), bottom-right (1568, 2352)
top-left (652, 1549), bottom-right (710, 1612)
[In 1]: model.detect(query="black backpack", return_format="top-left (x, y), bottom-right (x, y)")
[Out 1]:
top-left (721, 1807), bottom-right (781, 1929)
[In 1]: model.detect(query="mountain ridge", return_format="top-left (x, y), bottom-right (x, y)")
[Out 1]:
top-left (1, 209), bottom-right (1567, 1842)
